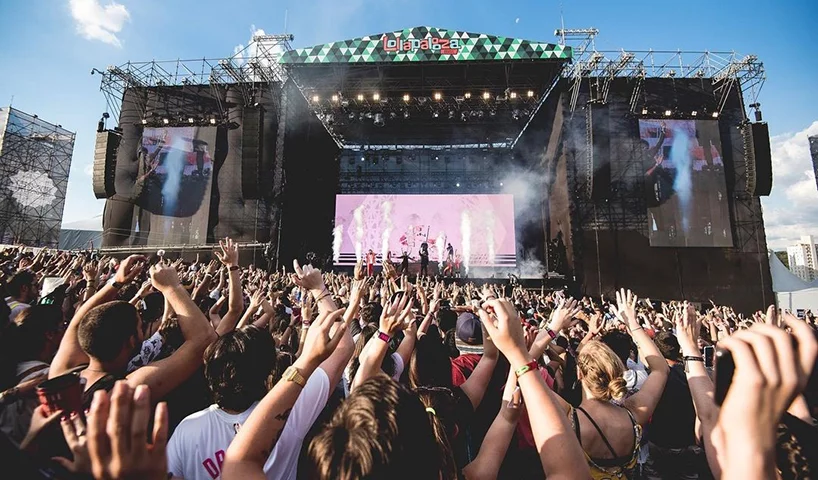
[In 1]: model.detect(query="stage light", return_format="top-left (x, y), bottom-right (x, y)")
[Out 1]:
top-left (464, 92), bottom-right (472, 99)
top-left (403, 94), bottom-right (411, 102)
top-left (511, 109), bottom-right (521, 120)
top-left (210, 118), bottom-right (217, 125)
top-left (664, 109), bottom-right (673, 117)
top-left (348, 112), bottom-right (356, 120)
top-left (448, 110), bottom-right (455, 119)
top-left (373, 113), bottom-right (385, 127)
top-left (162, 118), bottom-right (170, 125)
top-left (141, 119), bottom-right (148, 125)
top-left (432, 111), bottom-right (440, 118)
top-left (489, 109), bottom-right (497, 117)
top-left (357, 94), bottom-right (364, 101)
top-left (461, 112), bottom-right (468, 122)
top-left (373, 93), bottom-right (380, 101)
top-left (331, 94), bottom-right (339, 102)
top-left (312, 95), bottom-right (320, 103)
top-left (641, 107), bottom-right (649, 115)
top-left (403, 110), bottom-right (410, 119)
top-left (325, 113), bottom-right (335, 125)
top-left (510, 92), bottom-right (518, 99)
top-left (188, 117), bottom-right (195, 124)
top-left (361, 155), bottom-right (365, 162)
top-left (456, 182), bottom-right (460, 187)
top-left (527, 90), bottom-right (535, 98)
top-left (434, 92), bottom-right (442, 101)
top-left (500, 182), bottom-right (504, 186)
top-left (483, 92), bottom-right (491, 100)
top-left (712, 111), bottom-right (719, 118)
top-left (477, 110), bottom-right (485, 119)
top-left (691, 110), bottom-right (698, 117)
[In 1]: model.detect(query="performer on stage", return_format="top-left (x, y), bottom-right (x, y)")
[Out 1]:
top-left (399, 251), bottom-right (412, 276)
top-left (446, 243), bottom-right (454, 262)
top-left (419, 242), bottom-right (429, 277)
top-left (366, 249), bottom-right (377, 277)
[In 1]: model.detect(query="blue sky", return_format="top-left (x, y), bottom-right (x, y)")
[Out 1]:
top-left (0, 0), bottom-right (816, 249)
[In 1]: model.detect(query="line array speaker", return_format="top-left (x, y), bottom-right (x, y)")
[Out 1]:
top-left (92, 130), bottom-right (120, 199)
top-left (242, 106), bottom-right (264, 199)
top-left (742, 122), bottom-right (772, 196)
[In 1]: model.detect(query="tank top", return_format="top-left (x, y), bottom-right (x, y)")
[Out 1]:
top-left (570, 405), bottom-right (642, 480)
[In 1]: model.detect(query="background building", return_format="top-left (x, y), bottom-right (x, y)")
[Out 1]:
top-left (787, 235), bottom-right (818, 281)
top-left (0, 107), bottom-right (75, 247)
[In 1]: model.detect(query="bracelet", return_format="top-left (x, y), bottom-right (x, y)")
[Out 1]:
top-left (376, 331), bottom-right (391, 343)
top-left (514, 360), bottom-right (539, 378)
top-left (315, 290), bottom-right (331, 303)
top-left (545, 328), bottom-right (557, 340)
top-left (683, 356), bottom-right (704, 373)
top-left (229, 265), bottom-right (240, 272)
top-left (630, 327), bottom-right (643, 333)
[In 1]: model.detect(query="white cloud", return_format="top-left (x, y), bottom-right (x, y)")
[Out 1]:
top-left (233, 25), bottom-right (267, 64)
top-left (69, 0), bottom-right (130, 48)
top-left (83, 163), bottom-right (94, 176)
top-left (762, 120), bottom-right (818, 250)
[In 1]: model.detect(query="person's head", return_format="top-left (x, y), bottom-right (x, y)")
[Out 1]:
top-left (306, 374), bottom-right (448, 479)
top-left (437, 309), bottom-right (457, 334)
top-left (654, 331), bottom-right (681, 362)
top-left (640, 139), bottom-right (650, 153)
top-left (349, 324), bottom-right (395, 382)
top-left (577, 340), bottom-right (628, 402)
top-left (455, 312), bottom-right (482, 346)
top-left (78, 301), bottom-right (143, 370)
top-left (7, 270), bottom-right (39, 303)
top-left (600, 330), bottom-right (635, 366)
top-left (10, 304), bottom-right (64, 362)
top-left (203, 325), bottom-right (276, 412)
top-left (409, 333), bottom-right (453, 389)
top-left (359, 302), bottom-right (382, 326)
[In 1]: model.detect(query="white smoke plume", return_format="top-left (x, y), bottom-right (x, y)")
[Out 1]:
top-left (460, 211), bottom-right (472, 275)
top-left (671, 128), bottom-right (692, 233)
top-left (485, 213), bottom-right (496, 265)
top-left (332, 225), bottom-right (344, 264)
top-left (435, 233), bottom-right (446, 268)
top-left (380, 201), bottom-right (393, 264)
top-left (353, 206), bottom-right (364, 262)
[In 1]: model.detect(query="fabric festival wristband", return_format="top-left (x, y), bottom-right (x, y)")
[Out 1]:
top-left (514, 360), bottom-right (539, 378)
top-left (546, 328), bottom-right (557, 340)
top-left (683, 356), bottom-right (704, 363)
top-left (229, 265), bottom-right (240, 272)
top-left (376, 331), bottom-right (391, 343)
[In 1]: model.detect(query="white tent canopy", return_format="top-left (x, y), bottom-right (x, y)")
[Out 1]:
top-left (770, 250), bottom-right (818, 313)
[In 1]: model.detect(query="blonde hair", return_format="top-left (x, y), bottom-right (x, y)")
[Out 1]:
top-left (578, 340), bottom-right (628, 401)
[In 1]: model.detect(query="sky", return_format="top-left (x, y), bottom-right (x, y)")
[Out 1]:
top-left (0, 0), bottom-right (816, 249)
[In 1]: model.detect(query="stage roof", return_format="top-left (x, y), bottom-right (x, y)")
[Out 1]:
top-left (283, 27), bottom-right (571, 147)
top-left (281, 26), bottom-right (572, 64)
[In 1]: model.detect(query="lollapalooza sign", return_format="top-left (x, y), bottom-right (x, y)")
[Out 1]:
top-left (381, 35), bottom-right (461, 55)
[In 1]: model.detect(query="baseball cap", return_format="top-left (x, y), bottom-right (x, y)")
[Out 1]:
top-left (456, 312), bottom-right (483, 346)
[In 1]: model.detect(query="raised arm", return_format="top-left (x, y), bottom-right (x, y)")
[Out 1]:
top-left (215, 238), bottom-right (243, 336)
top-left (463, 369), bottom-right (522, 480)
top-left (459, 322), bottom-right (498, 409)
top-left (479, 298), bottom-right (590, 480)
top-left (222, 309), bottom-right (347, 480)
top-left (50, 256), bottom-right (145, 378)
top-left (125, 263), bottom-right (216, 400)
top-left (351, 293), bottom-right (412, 391)
top-left (618, 289), bottom-right (669, 426)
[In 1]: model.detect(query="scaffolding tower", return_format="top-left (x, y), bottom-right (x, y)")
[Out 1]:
top-left (0, 107), bottom-right (76, 247)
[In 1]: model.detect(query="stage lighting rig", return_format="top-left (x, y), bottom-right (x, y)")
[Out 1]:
top-left (373, 113), bottom-right (385, 127)
top-left (403, 94), bottom-right (411, 102)
top-left (464, 92), bottom-right (472, 99)
top-left (749, 102), bottom-right (762, 122)
top-left (641, 107), bottom-right (649, 115)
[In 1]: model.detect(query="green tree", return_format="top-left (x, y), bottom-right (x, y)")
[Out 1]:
top-left (774, 251), bottom-right (789, 269)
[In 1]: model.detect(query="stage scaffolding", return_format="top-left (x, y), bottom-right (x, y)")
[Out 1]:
top-left (0, 107), bottom-right (75, 247)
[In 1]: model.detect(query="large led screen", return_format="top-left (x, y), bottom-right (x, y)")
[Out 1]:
top-left (333, 194), bottom-right (516, 268)
top-left (639, 119), bottom-right (733, 247)
top-left (132, 127), bottom-right (215, 246)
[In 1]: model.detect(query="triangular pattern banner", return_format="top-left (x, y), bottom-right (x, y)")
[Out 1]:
top-left (280, 26), bottom-right (572, 64)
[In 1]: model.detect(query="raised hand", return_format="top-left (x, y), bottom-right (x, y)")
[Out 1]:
top-left (379, 292), bottom-right (414, 336)
top-left (205, 259), bottom-right (219, 275)
top-left (301, 308), bottom-right (347, 368)
top-left (353, 259), bottom-right (364, 281)
top-left (83, 262), bottom-right (99, 282)
top-left (674, 302), bottom-right (702, 355)
top-left (214, 238), bottom-right (239, 267)
top-left (86, 383), bottom-right (168, 480)
top-left (149, 262), bottom-right (180, 292)
top-left (291, 259), bottom-right (325, 291)
top-left (615, 288), bottom-right (639, 329)
top-left (477, 298), bottom-right (528, 365)
top-left (114, 255), bottom-right (147, 285)
top-left (54, 412), bottom-right (91, 473)
top-left (549, 297), bottom-right (581, 333)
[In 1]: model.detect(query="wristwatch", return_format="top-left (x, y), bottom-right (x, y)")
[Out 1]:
top-left (282, 366), bottom-right (306, 388)
top-left (111, 281), bottom-right (124, 290)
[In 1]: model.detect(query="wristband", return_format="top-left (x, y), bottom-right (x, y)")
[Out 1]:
top-left (111, 281), bottom-right (124, 290)
top-left (376, 331), bottom-right (391, 343)
top-left (683, 355), bottom-right (704, 373)
top-left (514, 360), bottom-right (539, 378)
top-left (229, 265), bottom-right (240, 272)
top-left (545, 327), bottom-right (557, 340)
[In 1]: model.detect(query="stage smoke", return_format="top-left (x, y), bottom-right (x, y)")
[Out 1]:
top-left (353, 205), bottom-right (364, 262)
top-left (435, 233), bottom-right (445, 268)
top-left (333, 225), bottom-right (343, 264)
top-left (460, 211), bottom-right (472, 275)
top-left (486, 213), bottom-right (496, 265)
top-left (671, 128), bottom-right (693, 233)
top-left (381, 201), bottom-right (393, 264)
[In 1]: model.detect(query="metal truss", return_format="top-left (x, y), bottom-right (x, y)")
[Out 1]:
top-left (0, 108), bottom-right (75, 247)
top-left (557, 28), bottom-right (765, 119)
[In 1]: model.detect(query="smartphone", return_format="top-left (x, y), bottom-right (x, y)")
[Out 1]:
top-left (714, 348), bottom-right (735, 406)
top-left (703, 345), bottom-right (715, 369)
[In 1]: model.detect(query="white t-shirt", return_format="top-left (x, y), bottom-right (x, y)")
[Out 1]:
top-left (263, 367), bottom-right (330, 479)
top-left (624, 358), bottom-right (648, 393)
top-left (167, 402), bottom-right (260, 480)
top-left (342, 352), bottom-right (404, 398)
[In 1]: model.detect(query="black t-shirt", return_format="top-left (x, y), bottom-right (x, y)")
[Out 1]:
top-left (648, 363), bottom-right (697, 448)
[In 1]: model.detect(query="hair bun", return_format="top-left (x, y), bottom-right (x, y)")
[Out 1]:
top-left (609, 377), bottom-right (628, 400)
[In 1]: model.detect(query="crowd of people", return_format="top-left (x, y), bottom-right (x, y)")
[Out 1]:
top-left (0, 241), bottom-right (816, 479)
